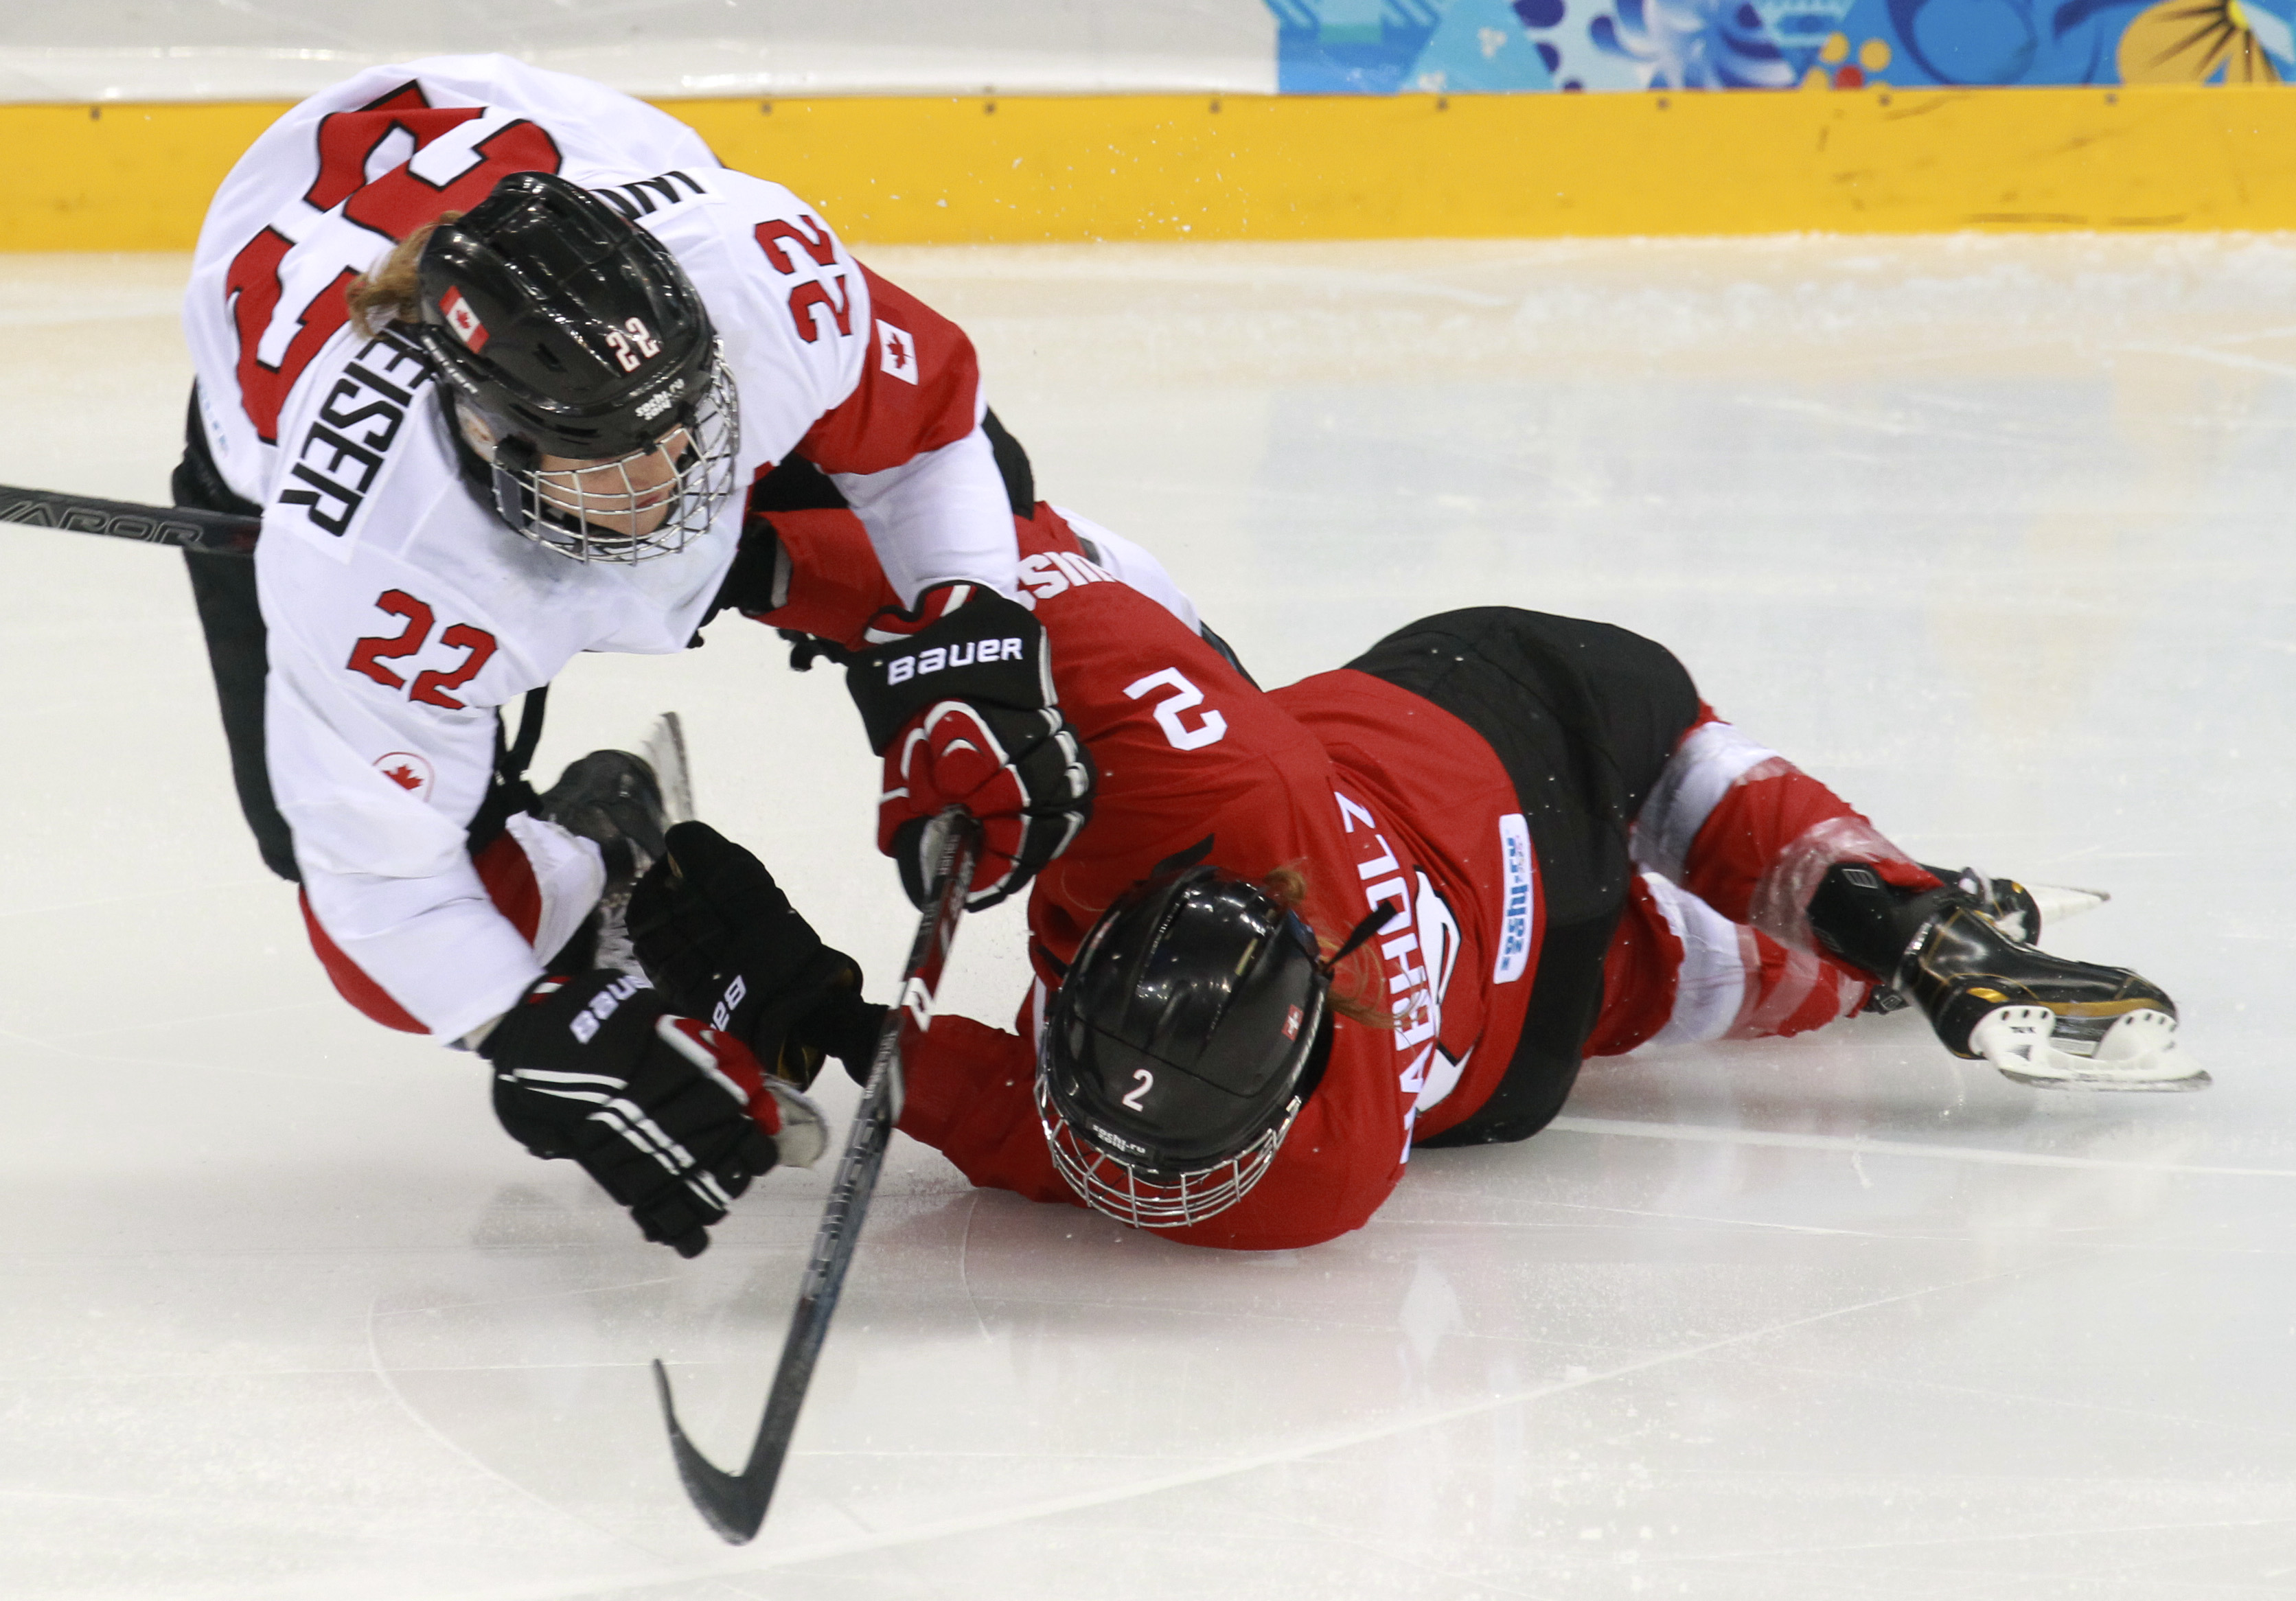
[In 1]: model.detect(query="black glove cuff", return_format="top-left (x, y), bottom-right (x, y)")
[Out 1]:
top-left (793, 994), bottom-right (892, 1085)
top-left (700, 511), bottom-right (785, 629)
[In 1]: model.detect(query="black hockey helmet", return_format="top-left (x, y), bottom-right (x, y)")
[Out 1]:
top-left (1035, 864), bottom-right (1336, 1228)
top-left (411, 171), bottom-right (738, 561)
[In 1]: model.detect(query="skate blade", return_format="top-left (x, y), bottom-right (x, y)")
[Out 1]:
top-left (2026, 881), bottom-right (2108, 936)
top-left (638, 712), bottom-right (696, 827)
top-left (1975, 1004), bottom-right (2207, 1092)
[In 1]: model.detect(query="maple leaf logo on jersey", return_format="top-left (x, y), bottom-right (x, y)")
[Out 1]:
top-left (372, 751), bottom-right (435, 800)
top-left (877, 321), bottom-right (919, 385)
top-left (439, 287), bottom-right (489, 353)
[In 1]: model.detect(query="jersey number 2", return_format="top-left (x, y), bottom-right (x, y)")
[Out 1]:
top-left (348, 588), bottom-right (498, 710)
top-left (1124, 669), bottom-right (1228, 752)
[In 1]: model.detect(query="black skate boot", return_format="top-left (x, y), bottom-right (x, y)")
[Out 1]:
top-left (540, 750), bottom-right (670, 894)
top-left (1809, 863), bottom-right (2201, 1091)
top-left (1857, 862), bottom-right (2038, 1019)
top-left (536, 716), bottom-right (692, 976)
top-left (1917, 863), bottom-right (2043, 944)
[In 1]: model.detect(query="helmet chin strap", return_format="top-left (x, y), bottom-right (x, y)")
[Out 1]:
top-left (490, 434), bottom-right (540, 532)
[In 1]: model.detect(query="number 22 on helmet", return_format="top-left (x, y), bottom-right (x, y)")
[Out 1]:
top-left (409, 171), bottom-right (740, 563)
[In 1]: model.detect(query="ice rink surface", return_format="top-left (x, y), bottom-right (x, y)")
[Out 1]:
top-left (1, 232), bottom-right (2291, 1598)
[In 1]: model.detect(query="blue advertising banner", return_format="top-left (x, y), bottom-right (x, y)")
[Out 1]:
top-left (1265, 0), bottom-right (2290, 91)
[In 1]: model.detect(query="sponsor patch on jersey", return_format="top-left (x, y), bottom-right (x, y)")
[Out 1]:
top-left (439, 286), bottom-right (488, 352)
top-left (1494, 811), bottom-right (1534, 983)
top-left (373, 750), bottom-right (434, 800)
top-left (877, 321), bottom-right (919, 384)
top-left (277, 331), bottom-right (430, 544)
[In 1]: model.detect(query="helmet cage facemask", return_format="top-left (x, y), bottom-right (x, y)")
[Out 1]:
top-left (413, 170), bottom-right (740, 563)
top-left (1035, 1063), bottom-right (1314, 1230)
top-left (1035, 863), bottom-right (1342, 1230)
top-left (439, 349), bottom-right (739, 564)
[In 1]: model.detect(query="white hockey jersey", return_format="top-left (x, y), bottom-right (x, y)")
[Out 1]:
top-left (182, 57), bottom-right (1018, 1041)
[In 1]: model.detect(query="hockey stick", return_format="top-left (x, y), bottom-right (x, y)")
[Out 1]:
top-left (0, 482), bottom-right (258, 557)
top-left (651, 810), bottom-right (981, 1544)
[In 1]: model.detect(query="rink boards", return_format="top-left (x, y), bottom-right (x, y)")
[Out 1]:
top-left (8, 84), bottom-right (2296, 251)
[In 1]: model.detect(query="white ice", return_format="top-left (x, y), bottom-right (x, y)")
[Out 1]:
top-left (1, 233), bottom-right (2291, 1598)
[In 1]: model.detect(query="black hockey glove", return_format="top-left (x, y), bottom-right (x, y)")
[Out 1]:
top-left (481, 970), bottom-right (825, 1258)
top-left (847, 581), bottom-right (1094, 911)
top-left (628, 820), bottom-right (878, 1087)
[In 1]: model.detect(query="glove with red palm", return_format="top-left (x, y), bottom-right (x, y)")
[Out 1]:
top-left (846, 581), bottom-right (1094, 910)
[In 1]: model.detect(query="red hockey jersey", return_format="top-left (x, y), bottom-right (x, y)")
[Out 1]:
top-left (762, 505), bottom-right (1543, 1250)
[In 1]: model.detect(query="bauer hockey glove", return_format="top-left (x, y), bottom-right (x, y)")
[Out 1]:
top-left (481, 971), bottom-right (828, 1258)
top-left (627, 820), bottom-right (879, 1087)
top-left (846, 581), bottom-right (1094, 911)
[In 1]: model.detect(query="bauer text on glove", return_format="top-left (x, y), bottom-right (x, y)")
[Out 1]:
top-left (846, 581), bottom-right (1094, 910)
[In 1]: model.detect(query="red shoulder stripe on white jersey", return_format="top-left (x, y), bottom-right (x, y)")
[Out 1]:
top-left (798, 264), bottom-right (982, 475)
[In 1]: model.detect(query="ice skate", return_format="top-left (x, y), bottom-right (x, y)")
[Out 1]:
top-left (538, 713), bottom-right (693, 885)
top-left (1918, 862), bottom-right (2109, 946)
top-left (538, 713), bottom-right (693, 975)
top-left (1810, 863), bottom-right (2203, 1092)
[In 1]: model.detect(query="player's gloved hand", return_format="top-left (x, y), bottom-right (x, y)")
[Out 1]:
top-left (845, 581), bottom-right (1094, 911)
top-left (480, 969), bottom-right (827, 1258)
top-left (628, 820), bottom-right (877, 1087)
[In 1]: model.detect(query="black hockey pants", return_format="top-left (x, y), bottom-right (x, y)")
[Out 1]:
top-left (173, 393), bottom-right (299, 881)
top-left (1350, 608), bottom-right (1702, 1147)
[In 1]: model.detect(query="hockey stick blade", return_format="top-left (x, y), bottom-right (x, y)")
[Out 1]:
top-left (639, 712), bottom-right (696, 829)
top-left (652, 811), bottom-right (981, 1543)
top-left (0, 482), bottom-right (259, 557)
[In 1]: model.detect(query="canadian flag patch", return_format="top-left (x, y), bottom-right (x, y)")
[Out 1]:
top-left (439, 287), bottom-right (489, 353)
top-left (373, 750), bottom-right (435, 801)
top-left (876, 321), bottom-right (919, 385)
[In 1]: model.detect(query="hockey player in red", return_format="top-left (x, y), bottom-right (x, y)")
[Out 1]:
top-left (630, 498), bottom-right (2198, 1252)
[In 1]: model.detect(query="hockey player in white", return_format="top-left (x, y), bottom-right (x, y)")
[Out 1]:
top-left (174, 57), bottom-right (1103, 1255)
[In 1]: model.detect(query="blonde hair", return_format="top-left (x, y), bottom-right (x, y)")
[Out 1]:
top-left (1264, 864), bottom-right (1398, 1030)
top-left (345, 214), bottom-right (460, 336)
